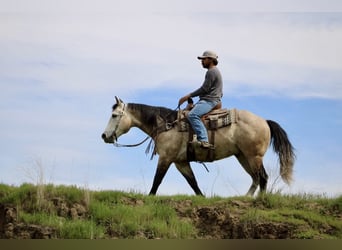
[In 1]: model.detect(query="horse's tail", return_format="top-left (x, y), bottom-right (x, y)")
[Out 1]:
top-left (267, 120), bottom-right (296, 185)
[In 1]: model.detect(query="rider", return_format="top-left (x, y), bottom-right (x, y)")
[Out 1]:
top-left (178, 50), bottom-right (223, 148)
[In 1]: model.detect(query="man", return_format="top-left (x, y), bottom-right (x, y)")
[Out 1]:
top-left (178, 50), bottom-right (223, 148)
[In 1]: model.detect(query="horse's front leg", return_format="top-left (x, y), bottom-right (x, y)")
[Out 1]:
top-left (149, 158), bottom-right (171, 195)
top-left (175, 162), bottom-right (204, 196)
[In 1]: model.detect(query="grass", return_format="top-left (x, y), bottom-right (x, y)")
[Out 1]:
top-left (0, 183), bottom-right (341, 239)
top-left (20, 211), bottom-right (105, 239)
top-left (89, 196), bottom-right (195, 238)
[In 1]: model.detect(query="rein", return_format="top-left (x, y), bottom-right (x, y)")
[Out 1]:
top-left (113, 136), bottom-right (151, 148)
top-left (112, 106), bottom-right (179, 149)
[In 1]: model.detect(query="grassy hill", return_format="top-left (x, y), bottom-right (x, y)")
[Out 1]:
top-left (0, 183), bottom-right (341, 239)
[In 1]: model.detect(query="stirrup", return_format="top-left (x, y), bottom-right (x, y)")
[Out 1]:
top-left (200, 141), bottom-right (213, 148)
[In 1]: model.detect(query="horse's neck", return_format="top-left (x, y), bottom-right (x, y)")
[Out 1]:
top-left (127, 103), bottom-right (156, 137)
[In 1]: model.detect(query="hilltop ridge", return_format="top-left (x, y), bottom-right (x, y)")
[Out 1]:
top-left (0, 183), bottom-right (341, 239)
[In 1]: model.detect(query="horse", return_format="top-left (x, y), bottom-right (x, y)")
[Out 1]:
top-left (101, 96), bottom-right (295, 196)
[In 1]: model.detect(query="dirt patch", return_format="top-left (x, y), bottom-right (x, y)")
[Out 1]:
top-left (0, 204), bottom-right (56, 239)
top-left (52, 197), bottom-right (87, 219)
top-left (173, 203), bottom-right (293, 239)
top-left (0, 199), bottom-right (88, 239)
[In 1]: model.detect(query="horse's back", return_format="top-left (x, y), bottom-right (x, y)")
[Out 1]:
top-left (237, 109), bottom-right (268, 126)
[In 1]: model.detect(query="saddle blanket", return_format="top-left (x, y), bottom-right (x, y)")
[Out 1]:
top-left (178, 108), bottom-right (238, 132)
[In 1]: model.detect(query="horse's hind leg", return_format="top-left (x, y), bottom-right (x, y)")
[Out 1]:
top-left (236, 154), bottom-right (268, 196)
top-left (236, 154), bottom-right (258, 196)
top-left (258, 162), bottom-right (268, 192)
top-left (175, 162), bottom-right (204, 196)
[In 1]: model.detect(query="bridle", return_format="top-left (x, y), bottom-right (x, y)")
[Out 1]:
top-left (111, 103), bottom-right (151, 148)
top-left (111, 103), bottom-right (125, 142)
top-left (111, 104), bottom-right (179, 148)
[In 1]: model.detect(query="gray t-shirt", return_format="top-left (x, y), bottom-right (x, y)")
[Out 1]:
top-left (190, 67), bottom-right (223, 102)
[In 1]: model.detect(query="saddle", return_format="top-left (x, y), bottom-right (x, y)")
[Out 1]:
top-left (178, 107), bottom-right (238, 132)
top-left (177, 105), bottom-right (238, 162)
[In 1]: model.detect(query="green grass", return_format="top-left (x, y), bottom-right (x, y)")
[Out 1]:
top-left (238, 193), bottom-right (342, 239)
top-left (0, 183), bottom-right (341, 239)
top-left (20, 211), bottom-right (105, 239)
top-left (89, 198), bottom-right (195, 238)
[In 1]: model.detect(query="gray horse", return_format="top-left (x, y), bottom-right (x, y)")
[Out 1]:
top-left (102, 97), bottom-right (295, 196)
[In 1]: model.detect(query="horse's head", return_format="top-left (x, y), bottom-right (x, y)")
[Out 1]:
top-left (101, 96), bottom-right (132, 143)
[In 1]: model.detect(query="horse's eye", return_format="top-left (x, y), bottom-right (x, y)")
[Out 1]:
top-left (112, 114), bottom-right (117, 118)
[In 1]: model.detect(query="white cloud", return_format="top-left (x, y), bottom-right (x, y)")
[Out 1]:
top-left (2, 0), bottom-right (342, 13)
top-left (220, 15), bottom-right (342, 70)
top-left (1, 10), bottom-right (342, 98)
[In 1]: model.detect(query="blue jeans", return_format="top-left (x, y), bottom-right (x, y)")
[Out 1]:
top-left (187, 99), bottom-right (219, 142)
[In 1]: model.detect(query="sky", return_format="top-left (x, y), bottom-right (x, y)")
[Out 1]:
top-left (0, 0), bottom-right (341, 197)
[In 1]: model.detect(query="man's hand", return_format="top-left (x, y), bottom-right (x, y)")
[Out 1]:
top-left (178, 94), bottom-right (191, 108)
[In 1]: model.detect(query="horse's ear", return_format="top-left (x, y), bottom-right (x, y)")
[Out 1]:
top-left (115, 96), bottom-right (121, 104)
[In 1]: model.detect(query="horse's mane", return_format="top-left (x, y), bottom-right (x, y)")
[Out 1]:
top-left (127, 103), bottom-right (178, 128)
top-left (125, 103), bottom-right (178, 159)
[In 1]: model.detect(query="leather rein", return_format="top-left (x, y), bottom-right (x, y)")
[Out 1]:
top-left (112, 105), bottom-right (179, 148)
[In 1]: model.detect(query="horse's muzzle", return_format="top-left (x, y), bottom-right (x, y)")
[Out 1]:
top-left (101, 132), bottom-right (116, 143)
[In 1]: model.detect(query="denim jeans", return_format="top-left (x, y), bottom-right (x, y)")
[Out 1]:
top-left (187, 99), bottom-right (219, 142)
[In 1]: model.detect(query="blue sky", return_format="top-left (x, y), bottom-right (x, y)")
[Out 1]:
top-left (1, 0), bottom-right (341, 197)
